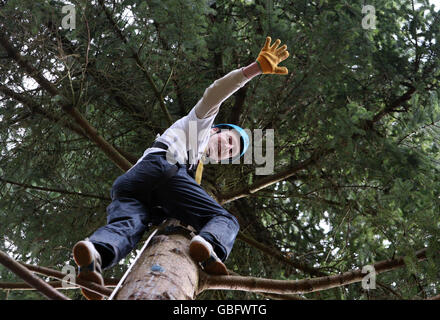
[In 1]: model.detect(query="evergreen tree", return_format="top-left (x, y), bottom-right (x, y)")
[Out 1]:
top-left (0, 0), bottom-right (439, 300)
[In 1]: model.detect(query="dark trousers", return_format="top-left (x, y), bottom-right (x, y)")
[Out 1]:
top-left (89, 152), bottom-right (240, 269)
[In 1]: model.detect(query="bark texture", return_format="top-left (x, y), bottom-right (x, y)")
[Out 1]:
top-left (114, 225), bottom-right (200, 300)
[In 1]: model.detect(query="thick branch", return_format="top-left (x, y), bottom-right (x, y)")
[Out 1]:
top-left (21, 262), bottom-right (113, 298)
top-left (371, 86), bottom-right (417, 124)
top-left (237, 232), bottom-right (327, 277)
top-left (256, 292), bottom-right (307, 300)
top-left (0, 280), bottom-right (75, 290)
top-left (199, 248), bottom-right (427, 295)
top-left (57, 101), bottom-right (133, 171)
top-left (0, 83), bottom-right (87, 138)
top-left (0, 84), bottom-right (138, 165)
top-left (0, 34), bottom-right (58, 96)
top-left (98, 0), bottom-right (173, 126)
top-left (219, 147), bottom-right (333, 205)
top-left (0, 279), bottom-right (118, 291)
top-left (0, 250), bottom-right (70, 300)
top-left (0, 33), bottom-right (132, 171)
top-left (45, 19), bottom-right (158, 140)
top-left (0, 177), bottom-right (111, 201)
top-left (227, 271), bottom-right (307, 300)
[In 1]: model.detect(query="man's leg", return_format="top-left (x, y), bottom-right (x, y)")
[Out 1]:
top-left (73, 193), bottom-right (150, 300)
top-left (77, 153), bottom-right (167, 269)
top-left (88, 196), bottom-right (150, 269)
top-left (154, 163), bottom-right (240, 263)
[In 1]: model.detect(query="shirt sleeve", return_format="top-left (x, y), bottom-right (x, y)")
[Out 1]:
top-left (194, 68), bottom-right (251, 119)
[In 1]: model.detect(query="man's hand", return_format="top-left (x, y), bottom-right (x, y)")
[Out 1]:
top-left (256, 36), bottom-right (289, 75)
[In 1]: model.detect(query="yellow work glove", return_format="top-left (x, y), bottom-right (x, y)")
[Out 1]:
top-left (256, 36), bottom-right (289, 75)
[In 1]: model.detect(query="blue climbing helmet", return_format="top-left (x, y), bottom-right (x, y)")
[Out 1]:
top-left (212, 124), bottom-right (250, 161)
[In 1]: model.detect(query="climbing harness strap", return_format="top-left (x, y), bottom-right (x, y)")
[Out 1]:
top-left (107, 219), bottom-right (196, 300)
top-left (145, 142), bottom-right (180, 225)
top-left (151, 141), bottom-right (180, 186)
top-left (156, 220), bottom-right (196, 240)
top-left (151, 140), bottom-right (168, 150)
top-left (107, 226), bottom-right (159, 300)
top-left (151, 140), bottom-right (199, 179)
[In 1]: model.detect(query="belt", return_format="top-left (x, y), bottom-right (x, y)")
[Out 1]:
top-left (149, 141), bottom-right (178, 185)
top-left (152, 141), bottom-right (169, 150)
top-left (147, 140), bottom-right (178, 225)
top-left (151, 140), bottom-right (197, 178)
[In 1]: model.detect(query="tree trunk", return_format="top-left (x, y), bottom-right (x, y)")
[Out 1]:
top-left (113, 220), bottom-right (200, 300)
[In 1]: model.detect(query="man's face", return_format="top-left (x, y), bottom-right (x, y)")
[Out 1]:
top-left (207, 128), bottom-right (241, 161)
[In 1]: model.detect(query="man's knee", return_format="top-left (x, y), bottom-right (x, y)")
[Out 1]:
top-left (106, 200), bottom-right (149, 226)
top-left (111, 175), bottom-right (133, 198)
top-left (219, 209), bottom-right (240, 231)
top-left (107, 215), bottom-right (147, 228)
top-left (229, 213), bottom-right (240, 229)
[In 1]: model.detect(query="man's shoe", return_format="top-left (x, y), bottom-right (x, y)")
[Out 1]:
top-left (201, 255), bottom-right (229, 276)
top-left (72, 240), bottom-right (104, 300)
top-left (189, 235), bottom-right (228, 276)
top-left (189, 235), bottom-right (212, 262)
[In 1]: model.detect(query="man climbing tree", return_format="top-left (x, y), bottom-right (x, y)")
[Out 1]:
top-left (72, 36), bottom-right (290, 300)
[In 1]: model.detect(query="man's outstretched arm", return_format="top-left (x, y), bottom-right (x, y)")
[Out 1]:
top-left (194, 37), bottom-right (289, 119)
